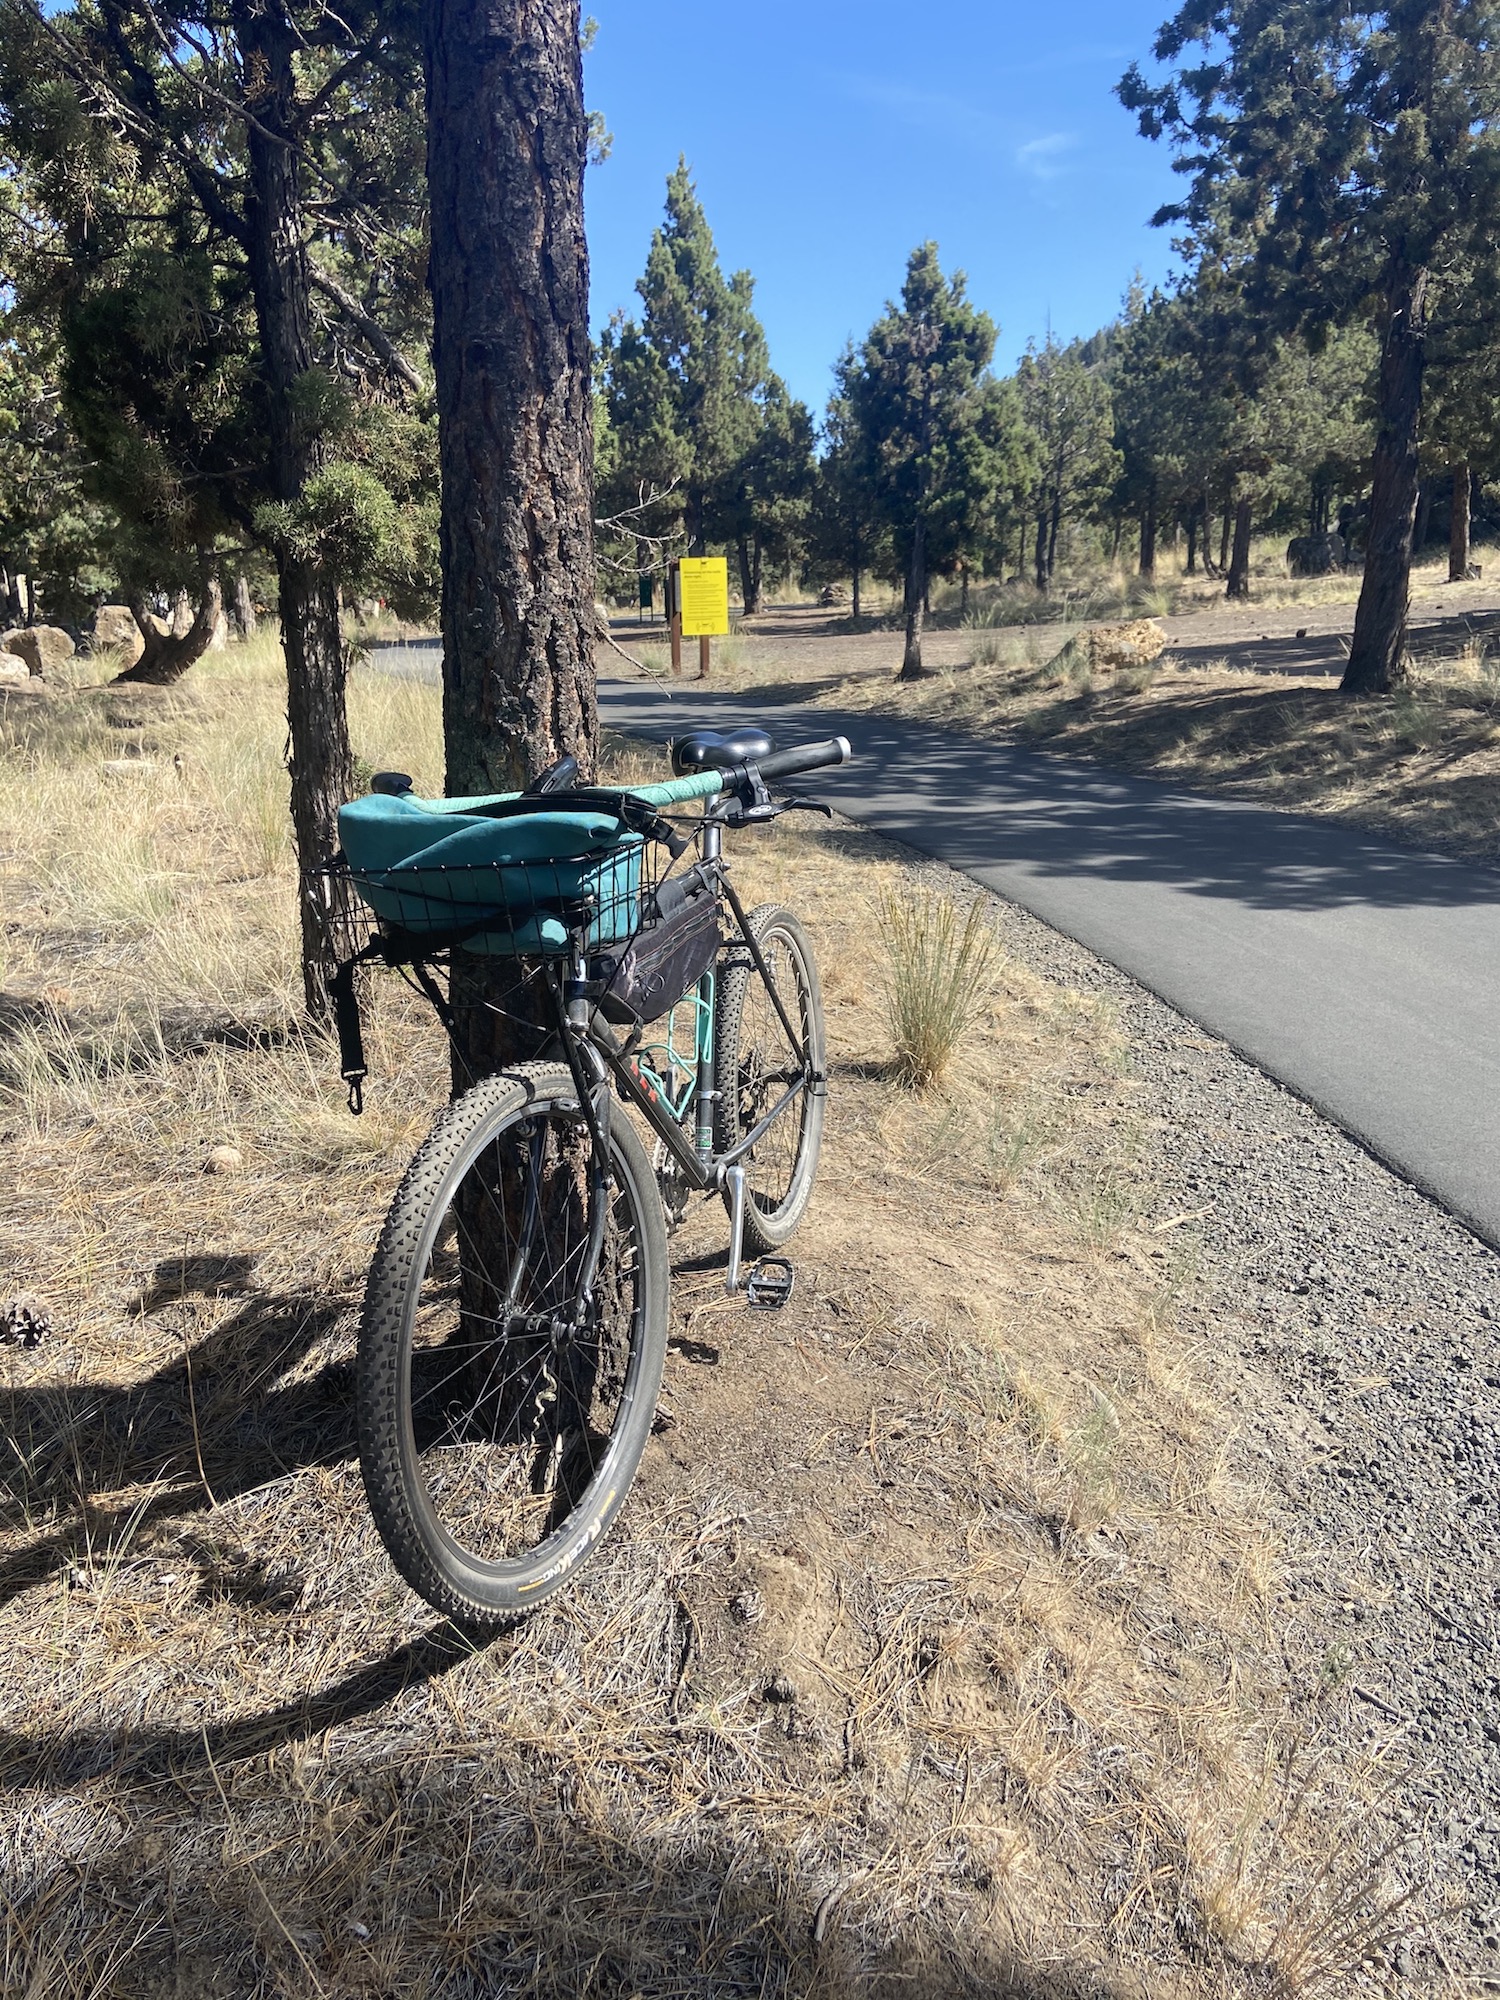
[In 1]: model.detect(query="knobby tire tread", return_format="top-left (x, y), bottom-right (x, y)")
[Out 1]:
top-left (714, 905), bottom-right (826, 1254)
top-left (357, 1062), bottom-right (668, 1631)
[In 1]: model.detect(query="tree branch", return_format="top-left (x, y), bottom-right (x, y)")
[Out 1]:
top-left (308, 268), bottom-right (423, 393)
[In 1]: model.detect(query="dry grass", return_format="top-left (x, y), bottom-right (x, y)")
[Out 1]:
top-left (925, 541), bottom-right (1479, 634)
top-left (878, 890), bottom-right (997, 1088)
top-left (0, 642), bottom-right (1450, 1995)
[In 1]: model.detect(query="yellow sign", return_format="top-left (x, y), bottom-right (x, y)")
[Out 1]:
top-left (678, 556), bottom-right (730, 637)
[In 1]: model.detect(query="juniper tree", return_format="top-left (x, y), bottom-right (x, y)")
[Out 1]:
top-left (1121, 0), bottom-right (1500, 692)
top-left (0, 0), bottom-right (431, 1007)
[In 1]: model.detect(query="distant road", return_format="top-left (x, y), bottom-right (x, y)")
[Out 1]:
top-left (367, 642), bottom-right (1500, 1247)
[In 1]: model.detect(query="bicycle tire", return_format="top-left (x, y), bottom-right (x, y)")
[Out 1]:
top-left (713, 905), bottom-right (826, 1253)
top-left (357, 1062), bottom-right (669, 1629)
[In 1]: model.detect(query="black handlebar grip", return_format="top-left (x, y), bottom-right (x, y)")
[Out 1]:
top-left (753, 736), bottom-right (853, 784)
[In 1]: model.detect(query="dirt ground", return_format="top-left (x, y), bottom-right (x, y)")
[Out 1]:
top-left (0, 656), bottom-right (1451, 1996)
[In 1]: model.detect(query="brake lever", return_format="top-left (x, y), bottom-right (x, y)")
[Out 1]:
top-left (717, 793), bottom-right (833, 828)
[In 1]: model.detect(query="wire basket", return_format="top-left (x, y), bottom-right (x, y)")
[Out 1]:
top-left (345, 832), bottom-right (673, 958)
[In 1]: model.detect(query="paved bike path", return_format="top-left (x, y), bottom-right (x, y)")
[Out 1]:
top-left (596, 677), bottom-right (1500, 1249)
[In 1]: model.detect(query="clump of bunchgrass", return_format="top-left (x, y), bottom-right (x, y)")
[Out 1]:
top-left (878, 889), bottom-right (996, 1087)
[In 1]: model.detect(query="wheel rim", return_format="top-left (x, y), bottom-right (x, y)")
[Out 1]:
top-left (733, 927), bottom-right (812, 1219)
top-left (398, 1106), bottom-right (648, 1581)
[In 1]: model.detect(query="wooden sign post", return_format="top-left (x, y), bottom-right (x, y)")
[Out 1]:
top-left (677, 555), bottom-right (730, 679)
top-left (664, 561), bottom-right (682, 674)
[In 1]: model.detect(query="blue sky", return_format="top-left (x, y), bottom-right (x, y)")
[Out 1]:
top-left (584, 0), bottom-right (1185, 420)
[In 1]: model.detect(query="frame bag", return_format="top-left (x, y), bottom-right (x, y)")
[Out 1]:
top-left (599, 872), bottom-right (720, 1024)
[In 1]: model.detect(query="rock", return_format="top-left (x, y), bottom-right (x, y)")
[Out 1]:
top-left (1286, 531), bottom-right (1346, 577)
top-left (0, 624), bottom-right (74, 676)
top-left (0, 651), bottom-right (30, 684)
top-left (1090, 619), bottom-right (1167, 669)
top-left (1, 1294), bottom-right (52, 1347)
top-left (90, 605), bottom-right (146, 666)
top-left (204, 1144), bottom-right (243, 1175)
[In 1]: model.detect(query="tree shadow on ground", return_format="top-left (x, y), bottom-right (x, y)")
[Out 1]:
top-left (0, 1253), bottom-right (356, 1612)
top-left (0, 1657), bottom-right (1162, 2000)
top-left (602, 684), bottom-right (1500, 912)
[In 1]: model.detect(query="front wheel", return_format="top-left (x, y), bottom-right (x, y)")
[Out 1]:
top-left (714, 905), bottom-right (826, 1253)
top-left (356, 1062), bottom-right (669, 1630)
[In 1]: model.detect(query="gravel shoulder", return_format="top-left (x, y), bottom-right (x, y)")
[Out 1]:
top-left (982, 884), bottom-right (1500, 1991)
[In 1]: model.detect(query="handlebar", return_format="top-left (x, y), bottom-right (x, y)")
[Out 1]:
top-left (752, 736), bottom-right (853, 785)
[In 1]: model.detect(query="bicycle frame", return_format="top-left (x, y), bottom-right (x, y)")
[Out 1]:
top-left (547, 814), bottom-right (819, 1206)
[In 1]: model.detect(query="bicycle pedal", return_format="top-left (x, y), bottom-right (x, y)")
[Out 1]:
top-left (745, 1257), bottom-right (794, 1310)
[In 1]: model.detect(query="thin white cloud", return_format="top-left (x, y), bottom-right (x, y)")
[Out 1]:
top-left (1016, 132), bottom-right (1078, 181)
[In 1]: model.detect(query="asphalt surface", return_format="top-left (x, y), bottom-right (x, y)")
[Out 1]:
top-left (368, 642), bottom-right (1500, 1248)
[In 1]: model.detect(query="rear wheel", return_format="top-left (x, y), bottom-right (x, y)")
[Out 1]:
top-left (357, 1063), bottom-right (669, 1629)
top-left (714, 905), bottom-right (825, 1253)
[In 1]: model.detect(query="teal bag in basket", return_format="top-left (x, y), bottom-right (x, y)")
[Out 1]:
top-left (338, 789), bottom-right (645, 954)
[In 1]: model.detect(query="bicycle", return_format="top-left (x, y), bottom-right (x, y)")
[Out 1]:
top-left (331, 727), bottom-right (853, 1630)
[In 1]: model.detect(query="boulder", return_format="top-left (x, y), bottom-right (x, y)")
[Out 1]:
top-left (1, 624), bottom-right (74, 676)
top-left (1286, 531), bottom-right (1346, 577)
top-left (90, 604), bottom-right (146, 666)
top-left (1084, 618), bottom-right (1168, 669)
top-left (0, 651), bottom-right (30, 684)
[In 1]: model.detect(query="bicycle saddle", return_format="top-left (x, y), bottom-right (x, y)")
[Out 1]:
top-left (670, 727), bottom-right (774, 775)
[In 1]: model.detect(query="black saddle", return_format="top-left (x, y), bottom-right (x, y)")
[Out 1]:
top-left (670, 726), bottom-right (774, 776)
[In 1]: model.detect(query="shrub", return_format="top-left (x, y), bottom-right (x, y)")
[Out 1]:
top-left (879, 890), bottom-right (996, 1088)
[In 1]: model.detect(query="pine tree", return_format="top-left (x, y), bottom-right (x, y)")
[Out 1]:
top-left (604, 162), bottom-right (809, 615)
top-left (1121, 0), bottom-right (1500, 691)
top-left (847, 244), bottom-right (1001, 677)
top-left (1015, 333), bottom-right (1120, 594)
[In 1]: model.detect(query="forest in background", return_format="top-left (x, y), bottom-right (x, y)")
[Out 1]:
top-left (5, 2), bottom-right (1500, 700)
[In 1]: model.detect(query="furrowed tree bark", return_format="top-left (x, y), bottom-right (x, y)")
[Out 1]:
top-left (1450, 460), bottom-right (1472, 582)
top-left (1345, 266), bottom-right (1428, 695)
top-left (424, 0), bottom-right (596, 1077)
top-left (898, 512), bottom-right (927, 678)
top-left (235, 0), bottom-right (356, 1020)
top-left (1225, 493), bottom-right (1253, 599)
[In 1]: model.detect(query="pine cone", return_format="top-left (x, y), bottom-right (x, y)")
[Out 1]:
top-left (1, 1295), bottom-right (51, 1348)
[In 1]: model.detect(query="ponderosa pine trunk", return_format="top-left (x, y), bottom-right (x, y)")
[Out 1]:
top-left (1185, 510), bottom-right (1198, 576)
top-left (736, 533), bottom-right (757, 615)
top-left (1345, 266), bottom-right (1428, 695)
top-left (899, 513), bottom-right (927, 678)
top-left (235, 0), bottom-right (355, 1020)
top-left (1450, 460), bottom-right (1472, 582)
top-left (1047, 494), bottom-right (1062, 585)
top-left (1225, 495), bottom-right (1253, 600)
top-left (1139, 484), bottom-right (1157, 580)
top-left (424, 0), bottom-right (596, 1075)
